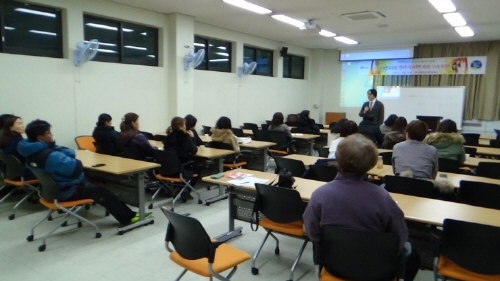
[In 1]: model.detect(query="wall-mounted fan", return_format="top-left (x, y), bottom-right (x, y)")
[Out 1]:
top-left (73, 39), bottom-right (99, 67)
top-left (184, 49), bottom-right (205, 70)
top-left (238, 61), bottom-right (257, 77)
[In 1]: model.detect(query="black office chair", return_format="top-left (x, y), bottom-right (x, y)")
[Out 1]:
top-left (251, 183), bottom-right (309, 281)
top-left (316, 225), bottom-right (400, 281)
top-left (260, 124), bottom-right (269, 130)
top-left (304, 165), bottom-right (337, 182)
top-left (162, 208), bottom-right (251, 280)
top-left (461, 133), bottom-right (480, 146)
top-left (139, 131), bottom-right (155, 140)
top-left (317, 124), bottom-right (324, 129)
top-left (489, 139), bottom-right (500, 148)
top-left (93, 141), bottom-right (120, 156)
top-left (459, 180), bottom-right (500, 210)
top-left (230, 128), bottom-right (245, 137)
top-left (379, 151), bottom-right (393, 165)
top-left (435, 219), bottom-right (500, 281)
top-left (209, 141), bottom-right (248, 169)
top-left (265, 120), bottom-right (272, 125)
top-left (243, 123), bottom-right (259, 132)
top-left (494, 129), bottom-right (500, 140)
top-left (154, 150), bottom-right (202, 211)
top-left (475, 162), bottom-right (500, 179)
top-left (154, 134), bottom-right (166, 142)
top-left (202, 125), bottom-right (212, 135)
top-left (267, 131), bottom-right (296, 156)
top-left (383, 175), bottom-right (440, 199)
top-left (464, 146), bottom-right (477, 157)
top-left (252, 130), bottom-right (270, 142)
top-left (317, 147), bottom-right (330, 158)
top-left (274, 157), bottom-right (306, 177)
top-left (438, 158), bottom-right (461, 173)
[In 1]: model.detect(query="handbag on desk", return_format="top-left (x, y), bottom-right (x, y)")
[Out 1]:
top-left (272, 168), bottom-right (295, 189)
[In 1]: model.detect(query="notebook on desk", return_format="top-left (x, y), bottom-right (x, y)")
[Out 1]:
top-left (237, 137), bottom-right (252, 144)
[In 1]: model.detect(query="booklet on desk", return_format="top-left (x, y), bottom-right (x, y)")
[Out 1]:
top-left (226, 172), bottom-right (252, 179)
top-left (228, 177), bottom-right (269, 187)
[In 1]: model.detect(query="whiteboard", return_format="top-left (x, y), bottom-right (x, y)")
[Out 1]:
top-left (376, 86), bottom-right (465, 130)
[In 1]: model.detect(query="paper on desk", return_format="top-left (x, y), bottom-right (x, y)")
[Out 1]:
top-left (228, 177), bottom-right (270, 187)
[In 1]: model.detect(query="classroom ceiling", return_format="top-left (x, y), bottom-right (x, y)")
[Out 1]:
top-left (110, 0), bottom-right (500, 50)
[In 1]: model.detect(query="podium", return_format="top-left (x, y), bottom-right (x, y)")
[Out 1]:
top-left (325, 112), bottom-right (346, 124)
top-left (416, 116), bottom-right (442, 132)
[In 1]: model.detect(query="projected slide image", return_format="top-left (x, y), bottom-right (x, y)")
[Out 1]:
top-left (340, 61), bottom-right (374, 107)
top-left (377, 86), bottom-right (401, 99)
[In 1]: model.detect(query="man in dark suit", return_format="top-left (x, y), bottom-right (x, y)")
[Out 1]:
top-left (359, 88), bottom-right (385, 126)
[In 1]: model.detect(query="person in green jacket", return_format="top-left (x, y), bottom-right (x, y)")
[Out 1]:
top-left (424, 119), bottom-right (466, 164)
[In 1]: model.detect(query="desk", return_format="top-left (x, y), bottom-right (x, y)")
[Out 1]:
top-left (466, 145), bottom-right (500, 157)
top-left (75, 150), bottom-right (159, 234)
top-left (480, 134), bottom-right (496, 140)
top-left (291, 133), bottom-right (321, 155)
top-left (202, 169), bottom-right (500, 232)
top-left (463, 156), bottom-right (500, 167)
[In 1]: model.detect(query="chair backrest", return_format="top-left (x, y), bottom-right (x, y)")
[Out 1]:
top-left (441, 219), bottom-right (500, 275)
top-left (154, 134), bottom-right (166, 142)
top-left (384, 175), bottom-right (438, 199)
top-left (304, 165), bottom-right (337, 182)
top-left (379, 151), bottom-right (393, 165)
top-left (0, 152), bottom-right (24, 180)
top-left (494, 129), bottom-right (500, 139)
top-left (74, 135), bottom-right (96, 152)
top-left (260, 124), bottom-right (269, 130)
top-left (290, 127), bottom-right (306, 134)
top-left (438, 158), bottom-right (460, 173)
top-left (274, 157), bottom-right (306, 177)
top-left (267, 130), bottom-right (290, 151)
top-left (30, 169), bottom-right (59, 201)
top-left (464, 146), bottom-right (477, 157)
top-left (317, 124), bottom-right (324, 129)
top-left (320, 225), bottom-right (400, 281)
top-left (208, 141), bottom-right (237, 163)
top-left (230, 128), bottom-right (244, 137)
top-left (243, 123), bottom-right (259, 131)
top-left (139, 131), bottom-right (155, 140)
top-left (317, 147), bottom-right (329, 158)
top-left (93, 141), bottom-right (119, 156)
top-left (459, 180), bottom-right (500, 210)
top-left (254, 183), bottom-right (304, 223)
top-left (162, 208), bottom-right (212, 260)
top-left (461, 133), bottom-right (480, 146)
top-left (476, 162), bottom-right (500, 179)
top-left (202, 125), bottom-right (212, 135)
top-left (122, 145), bottom-right (145, 160)
top-left (252, 130), bottom-right (270, 142)
top-left (154, 150), bottom-right (181, 176)
top-left (489, 139), bottom-right (500, 148)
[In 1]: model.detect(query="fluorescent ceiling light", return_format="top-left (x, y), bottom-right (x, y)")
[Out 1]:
top-left (97, 49), bottom-right (118, 53)
top-left (209, 59), bottom-right (229, 62)
top-left (455, 26), bottom-right (474, 37)
top-left (15, 8), bottom-right (56, 18)
top-left (428, 0), bottom-right (456, 13)
top-left (271, 14), bottom-right (304, 28)
top-left (223, 0), bottom-right (272, 14)
top-left (122, 28), bottom-right (134, 32)
top-left (4, 26), bottom-right (15, 30)
top-left (29, 30), bottom-right (57, 36)
top-left (148, 55), bottom-right (156, 58)
top-left (217, 46), bottom-right (227, 50)
top-left (443, 12), bottom-right (466, 27)
top-left (334, 36), bottom-right (358, 45)
top-left (85, 41), bottom-right (116, 47)
top-left (124, 45), bottom-right (147, 51)
top-left (193, 43), bottom-right (205, 47)
top-left (215, 52), bottom-right (229, 57)
top-left (319, 29), bottom-right (336, 37)
top-left (86, 23), bottom-right (117, 31)
top-left (141, 32), bottom-right (147, 36)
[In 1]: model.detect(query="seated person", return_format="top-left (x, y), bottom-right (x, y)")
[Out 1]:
top-left (268, 112), bottom-right (292, 142)
top-left (304, 134), bottom-right (420, 281)
top-left (0, 114), bottom-right (14, 135)
top-left (327, 118), bottom-right (347, 147)
top-left (358, 116), bottom-right (384, 147)
top-left (117, 112), bottom-right (156, 161)
top-left (380, 114), bottom-right (398, 135)
top-left (184, 114), bottom-right (203, 146)
top-left (328, 120), bottom-right (358, 159)
top-left (381, 117), bottom-right (407, 149)
top-left (18, 119), bottom-right (147, 226)
top-left (393, 120), bottom-right (438, 179)
top-left (424, 119), bottom-right (466, 164)
top-left (211, 116), bottom-right (245, 164)
top-left (92, 113), bottom-right (122, 155)
top-left (296, 110), bottom-right (320, 134)
top-left (0, 115), bottom-right (35, 180)
top-left (163, 117), bottom-right (201, 201)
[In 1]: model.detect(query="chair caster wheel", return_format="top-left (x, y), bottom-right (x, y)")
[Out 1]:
top-left (149, 220), bottom-right (155, 225)
top-left (275, 248), bottom-right (280, 255)
top-left (198, 199), bottom-right (202, 204)
top-left (85, 204), bottom-right (90, 210)
top-left (78, 222), bottom-right (83, 228)
top-left (105, 211), bottom-right (110, 217)
top-left (96, 232), bottom-right (102, 238)
top-left (251, 267), bottom-right (259, 275)
top-left (38, 245), bottom-right (46, 252)
top-left (118, 231), bottom-right (124, 235)
top-left (170, 208), bottom-right (174, 212)
top-left (48, 215), bottom-right (53, 221)
top-left (62, 221), bottom-right (67, 227)
top-left (8, 214), bottom-right (15, 220)
top-left (27, 235), bottom-right (34, 242)
top-left (148, 204), bottom-right (153, 209)
top-left (205, 202), bottom-right (211, 206)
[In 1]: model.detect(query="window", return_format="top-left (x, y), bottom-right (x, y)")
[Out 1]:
top-left (244, 46), bottom-right (273, 76)
top-left (194, 36), bottom-right (231, 72)
top-left (0, 1), bottom-right (62, 58)
top-left (283, 55), bottom-right (305, 79)
top-left (84, 15), bottom-right (158, 66)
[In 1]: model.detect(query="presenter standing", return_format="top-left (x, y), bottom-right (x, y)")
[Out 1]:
top-left (359, 88), bottom-right (384, 126)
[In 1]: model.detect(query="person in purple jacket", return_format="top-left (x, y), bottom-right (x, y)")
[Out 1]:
top-left (303, 134), bottom-right (420, 281)
top-left (117, 112), bottom-right (156, 161)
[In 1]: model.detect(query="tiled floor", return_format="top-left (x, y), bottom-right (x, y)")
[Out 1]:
top-left (0, 181), bottom-right (434, 281)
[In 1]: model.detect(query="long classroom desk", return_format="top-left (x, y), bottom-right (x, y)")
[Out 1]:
top-left (466, 145), bottom-right (500, 157)
top-left (243, 130), bottom-right (321, 155)
top-left (75, 150), bottom-right (160, 234)
top-left (202, 169), bottom-right (500, 232)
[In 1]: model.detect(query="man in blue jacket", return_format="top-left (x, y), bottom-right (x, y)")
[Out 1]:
top-left (18, 119), bottom-right (146, 226)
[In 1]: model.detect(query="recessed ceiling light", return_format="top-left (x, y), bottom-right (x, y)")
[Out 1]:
top-left (428, 0), bottom-right (456, 13)
top-left (443, 12), bottom-right (466, 27)
top-left (455, 26), bottom-right (474, 37)
top-left (271, 15), bottom-right (305, 28)
top-left (223, 0), bottom-right (272, 15)
top-left (334, 36), bottom-right (358, 45)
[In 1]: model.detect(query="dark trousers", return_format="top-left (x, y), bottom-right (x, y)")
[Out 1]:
top-left (67, 182), bottom-right (135, 225)
top-left (401, 242), bottom-right (421, 281)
